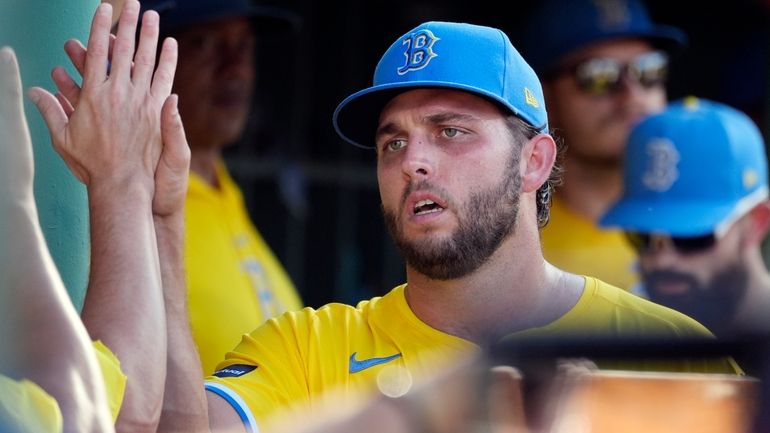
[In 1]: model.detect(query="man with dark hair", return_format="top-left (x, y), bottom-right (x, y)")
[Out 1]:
top-left (518, 0), bottom-right (686, 291)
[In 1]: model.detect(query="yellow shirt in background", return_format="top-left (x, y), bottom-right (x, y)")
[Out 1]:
top-left (204, 279), bottom-right (736, 433)
top-left (185, 160), bottom-right (303, 375)
top-left (541, 196), bottom-right (639, 291)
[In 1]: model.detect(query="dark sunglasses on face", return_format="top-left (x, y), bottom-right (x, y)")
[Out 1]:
top-left (625, 231), bottom-right (717, 255)
top-left (566, 51), bottom-right (669, 95)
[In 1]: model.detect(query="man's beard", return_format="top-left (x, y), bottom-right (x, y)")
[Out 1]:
top-left (382, 157), bottom-right (522, 281)
top-left (643, 264), bottom-right (748, 337)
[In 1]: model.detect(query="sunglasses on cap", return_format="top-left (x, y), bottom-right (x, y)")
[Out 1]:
top-left (625, 232), bottom-right (716, 255)
top-left (564, 51), bottom-right (669, 96)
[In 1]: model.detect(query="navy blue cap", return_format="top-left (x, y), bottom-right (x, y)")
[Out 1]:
top-left (333, 21), bottom-right (547, 149)
top-left (518, 0), bottom-right (686, 75)
top-left (139, 0), bottom-right (301, 35)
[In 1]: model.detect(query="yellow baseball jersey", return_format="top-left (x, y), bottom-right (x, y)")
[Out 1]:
top-left (205, 279), bottom-right (737, 432)
top-left (541, 196), bottom-right (639, 291)
top-left (0, 341), bottom-right (125, 432)
top-left (185, 160), bottom-right (303, 375)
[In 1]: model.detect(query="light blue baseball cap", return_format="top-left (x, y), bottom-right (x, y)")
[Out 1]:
top-left (600, 97), bottom-right (769, 237)
top-left (333, 21), bottom-right (548, 149)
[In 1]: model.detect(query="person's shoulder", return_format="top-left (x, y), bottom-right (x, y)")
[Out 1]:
top-left (589, 277), bottom-right (714, 338)
top-left (254, 285), bottom-right (404, 336)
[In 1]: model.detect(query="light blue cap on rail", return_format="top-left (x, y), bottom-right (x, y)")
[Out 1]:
top-left (600, 97), bottom-right (769, 237)
top-left (333, 21), bottom-right (548, 149)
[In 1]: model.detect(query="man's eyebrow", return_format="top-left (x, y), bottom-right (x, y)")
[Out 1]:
top-left (375, 122), bottom-right (400, 142)
top-left (424, 112), bottom-right (479, 125)
top-left (376, 112), bottom-right (480, 140)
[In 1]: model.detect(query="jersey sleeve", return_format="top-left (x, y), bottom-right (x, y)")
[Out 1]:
top-left (0, 375), bottom-right (63, 433)
top-left (204, 309), bottom-right (314, 433)
top-left (92, 340), bottom-right (127, 422)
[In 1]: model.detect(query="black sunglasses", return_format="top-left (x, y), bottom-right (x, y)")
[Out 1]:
top-left (563, 51), bottom-right (669, 96)
top-left (625, 232), bottom-right (717, 255)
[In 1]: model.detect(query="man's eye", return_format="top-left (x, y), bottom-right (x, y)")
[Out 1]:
top-left (442, 128), bottom-right (461, 138)
top-left (386, 139), bottom-right (407, 152)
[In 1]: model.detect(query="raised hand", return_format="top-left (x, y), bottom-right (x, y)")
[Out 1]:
top-left (28, 0), bottom-right (177, 199)
top-left (46, 6), bottom-right (189, 219)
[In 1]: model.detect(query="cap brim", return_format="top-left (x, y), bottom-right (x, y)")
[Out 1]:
top-left (333, 82), bottom-right (544, 149)
top-left (639, 24), bottom-right (688, 55)
top-left (579, 25), bottom-right (688, 57)
top-left (538, 24), bottom-right (688, 75)
top-left (599, 199), bottom-right (735, 237)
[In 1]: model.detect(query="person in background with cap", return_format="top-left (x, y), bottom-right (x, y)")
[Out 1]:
top-left (516, 0), bottom-right (687, 292)
top-left (137, 0), bottom-right (303, 376)
top-left (600, 97), bottom-right (770, 339)
top-left (151, 21), bottom-right (737, 433)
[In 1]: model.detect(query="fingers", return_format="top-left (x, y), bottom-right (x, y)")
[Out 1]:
top-left (51, 67), bottom-right (81, 110)
top-left (109, 0), bottom-right (140, 81)
top-left (0, 47), bottom-right (24, 122)
top-left (55, 92), bottom-right (75, 118)
top-left (160, 94), bottom-right (190, 165)
top-left (27, 87), bottom-right (68, 148)
top-left (132, 10), bottom-right (160, 89)
top-left (63, 39), bottom-right (87, 77)
top-left (154, 94), bottom-right (190, 217)
top-left (83, 2), bottom-right (113, 85)
top-left (0, 46), bottom-right (35, 189)
top-left (151, 37), bottom-right (178, 102)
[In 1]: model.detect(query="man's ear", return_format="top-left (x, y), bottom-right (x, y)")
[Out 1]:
top-left (520, 133), bottom-right (557, 194)
top-left (743, 201), bottom-right (770, 246)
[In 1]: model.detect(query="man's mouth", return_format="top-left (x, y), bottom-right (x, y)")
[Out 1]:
top-left (413, 199), bottom-right (444, 215)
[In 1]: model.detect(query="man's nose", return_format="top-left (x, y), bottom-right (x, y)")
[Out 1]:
top-left (401, 136), bottom-right (436, 181)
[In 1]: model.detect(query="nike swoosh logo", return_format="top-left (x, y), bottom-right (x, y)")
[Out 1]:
top-left (348, 352), bottom-right (402, 374)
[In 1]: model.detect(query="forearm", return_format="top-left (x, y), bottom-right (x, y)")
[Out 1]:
top-left (0, 203), bottom-right (113, 433)
top-left (154, 212), bottom-right (210, 432)
top-left (80, 183), bottom-right (167, 432)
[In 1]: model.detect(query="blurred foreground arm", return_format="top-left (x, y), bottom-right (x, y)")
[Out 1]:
top-left (0, 46), bottom-right (113, 433)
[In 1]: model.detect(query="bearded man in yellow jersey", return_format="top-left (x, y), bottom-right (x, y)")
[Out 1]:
top-left (142, 20), bottom-right (740, 433)
top-left (137, 0), bottom-right (303, 375)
